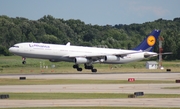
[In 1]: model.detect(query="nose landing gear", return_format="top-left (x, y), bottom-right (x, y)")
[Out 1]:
top-left (22, 57), bottom-right (26, 64)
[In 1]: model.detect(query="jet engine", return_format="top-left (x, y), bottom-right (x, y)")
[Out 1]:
top-left (105, 55), bottom-right (120, 62)
top-left (74, 57), bottom-right (90, 64)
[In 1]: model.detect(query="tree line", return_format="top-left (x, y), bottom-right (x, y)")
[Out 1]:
top-left (0, 15), bottom-right (180, 60)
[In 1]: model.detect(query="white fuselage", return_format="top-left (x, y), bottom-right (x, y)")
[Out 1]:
top-left (9, 42), bottom-right (157, 64)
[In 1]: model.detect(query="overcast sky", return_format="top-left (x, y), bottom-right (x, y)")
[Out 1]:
top-left (0, 0), bottom-right (179, 25)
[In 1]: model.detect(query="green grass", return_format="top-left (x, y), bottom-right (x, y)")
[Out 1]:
top-left (1, 92), bottom-right (180, 109)
top-left (0, 93), bottom-right (180, 99)
top-left (1, 56), bottom-right (180, 74)
top-left (0, 78), bottom-right (175, 85)
top-left (1, 56), bottom-right (180, 109)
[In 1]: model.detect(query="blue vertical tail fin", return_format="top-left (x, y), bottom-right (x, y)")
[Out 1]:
top-left (133, 29), bottom-right (161, 52)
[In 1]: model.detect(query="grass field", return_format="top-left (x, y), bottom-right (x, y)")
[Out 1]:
top-left (1, 93), bottom-right (180, 99)
top-left (1, 56), bottom-right (180, 109)
top-left (0, 78), bottom-right (175, 85)
top-left (1, 56), bottom-right (180, 74)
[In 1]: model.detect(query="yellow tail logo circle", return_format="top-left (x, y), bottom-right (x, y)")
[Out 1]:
top-left (147, 36), bottom-right (156, 46)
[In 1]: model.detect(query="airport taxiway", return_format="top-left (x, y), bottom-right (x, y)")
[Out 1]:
top-left (1, 98), bottom-right (180, 108)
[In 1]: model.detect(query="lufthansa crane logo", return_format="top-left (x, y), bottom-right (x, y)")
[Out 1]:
top-left (147, 35), bottom-right (156, 46)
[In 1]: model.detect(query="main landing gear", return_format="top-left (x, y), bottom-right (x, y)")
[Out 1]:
top-left (22, 57), bottom-right (26, 64)
top-left (73, 64), bottom-right (97, 73)
top-left (84, 64), bottom-right (97, 73)
top-left (73, 64), bottom-right (82, 71)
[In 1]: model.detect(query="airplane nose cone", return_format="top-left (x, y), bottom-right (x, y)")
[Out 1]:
top-left (9, 47), bottom-right (12, 52)
top-left (9, 47), bottom-right (14, 53)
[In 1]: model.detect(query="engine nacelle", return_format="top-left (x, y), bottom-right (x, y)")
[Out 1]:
top-left (74, 57), bottom-right (90, 64)
top-left (105, 55), bottom-right (120, 62)
top-left (49, 59), bottom-right (61, 62)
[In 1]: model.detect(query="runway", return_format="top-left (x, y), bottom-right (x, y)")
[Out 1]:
top-left (0, 84), bottom-right (180, 94)
top-left (1, 98), bottom-right (180, 108)
top-left (0, 72), bottom-right (180, 108)
top-left (1, 72), bottom-right (180, 80)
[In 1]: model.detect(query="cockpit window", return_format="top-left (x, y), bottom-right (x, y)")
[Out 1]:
top-left (13, 46), bottom-right (19, 48)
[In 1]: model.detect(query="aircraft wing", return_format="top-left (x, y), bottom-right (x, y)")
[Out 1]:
top-left (65, 51), bottom-right (142, 58)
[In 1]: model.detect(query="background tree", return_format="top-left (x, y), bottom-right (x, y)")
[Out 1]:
top-left (0, 15), bottom-right (180, 60)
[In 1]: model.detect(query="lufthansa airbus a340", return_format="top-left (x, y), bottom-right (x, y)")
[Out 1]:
top-left (9, 30), bottom-right (160, 72)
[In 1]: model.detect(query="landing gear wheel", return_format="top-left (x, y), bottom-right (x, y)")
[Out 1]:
top-left (22, 61), bottom-right (26, 64)
top-left (77, 68), bottom-right (82, 71)
top-left (73, 65), bottom-right (78, 69)
top-left (22, 57), bottom-right (26, 64)
top-left (85, 66), bottom-right (93, 69)
top-left (91, 69), bottom-right (97, 73)
top-left (84, 64), bottom-right (93, 69)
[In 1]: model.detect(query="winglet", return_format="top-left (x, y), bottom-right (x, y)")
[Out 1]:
top-left (133, 29), bottom-right (161, 52)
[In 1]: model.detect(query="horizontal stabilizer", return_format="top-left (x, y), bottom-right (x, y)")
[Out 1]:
top-left (159, 52), bottom-right (173, 55)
